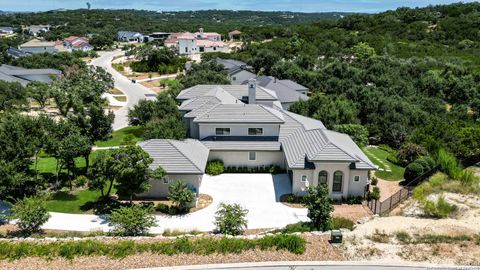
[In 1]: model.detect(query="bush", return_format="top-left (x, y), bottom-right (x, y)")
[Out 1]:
top-left (371, 177), bottom-right (378, 186)
top-left (421, 195), bottom-right (457, 218)
top-left (369, 186), bottom-right (381, 201)
top-left (214, 203), bottom-right (248, 235)
top-left (167, 181), bottom-right (196, 214)
top-left (155, 203), bottom-right (170, 214)
top-left (331, 217), bottom-right (354, 230)
top-left (404, 162), bottom-right (425, 183)
top-left (73, 175), bottom-right (88, 188)
top-left (435, 148), bottom-right (462, 179)
top-left (9, 196), bottom-right (50, 235)
top-left (396, 143), bottom-right (426, 166)
top-left (395, 231), bottom-right (411, 243)
top-left (346, 195), bottom-right (363, 204)
top-left (107, 204), bottom-right (157, 236)
top-left (206, 160), bottom-right (224, 176)
top-left (281, 222), bottom-right (313, 233)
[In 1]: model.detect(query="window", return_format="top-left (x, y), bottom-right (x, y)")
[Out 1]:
top-left (232, 76), bottom-right (236, 81)
top-left (333, 171), bottom-right (343, 192)
top-left (249, 151), bottom-right (256, 161)
top-left (301, 175), bottom-right (308, 182)
top-left (354, 175), bottom-right (360, 182)
top-left (248, 128), bottom-right (263, 136)
top-left (318, 171), bottom-right (328, 186)
top-left (215, 128), bottom-right (230, 135)
top-left (199, 46), bottom-right (204, 52)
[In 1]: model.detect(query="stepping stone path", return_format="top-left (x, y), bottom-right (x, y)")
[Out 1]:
top-left (364, 146), bottom-right (392, 172)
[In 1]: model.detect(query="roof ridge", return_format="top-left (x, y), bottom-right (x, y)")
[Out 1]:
top-left (260, 105), bottom-right (285, 122)
top-left (168, 140), bottom-right (203, 172)
top-left (319, 129), bottom-right (359, 161)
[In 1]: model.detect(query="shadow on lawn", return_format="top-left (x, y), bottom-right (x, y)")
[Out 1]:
top-left (50, 191), bottom-right (78, 201)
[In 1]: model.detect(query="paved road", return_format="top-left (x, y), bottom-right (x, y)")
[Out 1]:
top-left (129, 261), bottom-right (463, 270)
top-left (90, 50), bottom-right (158, 130)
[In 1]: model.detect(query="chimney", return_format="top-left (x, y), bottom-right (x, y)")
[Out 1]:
top-left (248, 79), bottom-right (256, 104)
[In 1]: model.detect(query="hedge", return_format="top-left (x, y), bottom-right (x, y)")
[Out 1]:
top-left (0, 234), bottom-right (306, 260)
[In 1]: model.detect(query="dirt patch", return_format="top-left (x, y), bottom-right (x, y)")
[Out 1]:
top-left (0, 234), bottom-right (344, 270)
top-left (332, 204), bottom-right (372, 222)
top-left (371, 179), bottom-right (402, 202)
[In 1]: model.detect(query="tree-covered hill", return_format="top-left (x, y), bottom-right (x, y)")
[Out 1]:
top-left (0, 9), bottom-right (353, 40)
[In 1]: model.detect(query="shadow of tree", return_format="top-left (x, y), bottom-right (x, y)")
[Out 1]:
top-left (50, 191), bottom-right (78, 201)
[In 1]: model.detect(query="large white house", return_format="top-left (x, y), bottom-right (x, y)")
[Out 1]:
top-left (165, 28), bottom-right (229, 55)
top-left (138, 80), bottom-right (375, 200)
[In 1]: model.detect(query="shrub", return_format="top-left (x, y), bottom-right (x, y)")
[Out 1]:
top-left (73, 175), bottom-right (88, 188)
top-left (394, 231), bottom-right (411, 243)
top-left (371, 177), bottom-right (378, 186)
top-left (368, 229), bottom-right (390, 243)
top-left (331, 217), bottom-right (354, 230)
top-left (346, 195), bottom-right (363, 204)
top-left (281, 222), bottom-right (313, 233)
top-left (458, 170), bottom-right (478, 187)
top-left (421, 195), bottom-right (457, 218)
top-left (423, 156), bottom-right (437, 170)
top-left (435, 148), bottom-right (462, 179)
top-left (396, 143), bottom-right (426, 166)
top-left (167, 181), bottom-right (196, 214)
top-left (9, 196), bottom-right (50, 235)
top-left (303, 184), bottom-right (333, 231)
top-left (155, 203), bottom-right (170, 214)
top-left (206, 160), bottom-right (224, 176)
top-left (214, 203), bottom-right (248, 235)
top-left (415, 159), bottom-right (431, 171)
top-left (370, 186), bottom-right (381, 201)
top-left (404, 162), bottom-right (424, 183)
top-left (107, 204), bottom-right (157, 236)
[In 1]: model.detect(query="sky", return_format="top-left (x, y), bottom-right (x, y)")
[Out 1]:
top-left (0, 0), bottom-right (477, 13)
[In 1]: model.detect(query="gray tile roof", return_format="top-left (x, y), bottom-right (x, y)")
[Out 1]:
top-left (249, 76), bottom-right (309, 103)
top-left (177, 85), bottom-right (278, 102)
top-left (215, 58), bottom-right (254, 76)
top-left (279, 111), bottom-right (375, 169)
top-left (138, 139), bottom-right (209, 174)
top-left (0, 64), bottom-right (61, 86)
top-left (193, 104), bottom-right (285, 123)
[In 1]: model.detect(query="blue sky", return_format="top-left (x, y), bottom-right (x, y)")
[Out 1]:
top-left (1, 0), bottom-right (477, 13)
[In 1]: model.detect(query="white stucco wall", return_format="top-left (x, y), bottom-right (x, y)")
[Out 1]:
top-left (20, 46), bottom-right (57, 54)
top-left (136, 174), bottom-right (202, 198)
top-left (179, 39), bottom-right (197, 55)
top-left (291, 162), bottom-right (369, 199)
top-left (208, 150), bottom-right (286, 169)
top-left (198, 123), bottom-right (280, 139)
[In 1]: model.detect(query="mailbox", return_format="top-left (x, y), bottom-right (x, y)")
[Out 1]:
top-left (331, 230), bottom-right (342, 243)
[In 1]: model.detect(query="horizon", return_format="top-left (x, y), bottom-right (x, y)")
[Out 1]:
top-left (0, 0), bottom-right (477, 13)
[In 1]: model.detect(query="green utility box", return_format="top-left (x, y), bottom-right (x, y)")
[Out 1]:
top-left (331, 230), bottom-right (343, 243)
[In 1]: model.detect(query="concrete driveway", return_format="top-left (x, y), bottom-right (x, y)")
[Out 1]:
top-left (39, 174), bottom-right (308, 233)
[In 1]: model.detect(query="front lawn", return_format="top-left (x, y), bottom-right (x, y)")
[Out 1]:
top-left (45, 189), bottom-right (103, 214)
top-left (95, 126), bottom-right (144, 147)
top-left (363, 146), bottom-right (405, 181)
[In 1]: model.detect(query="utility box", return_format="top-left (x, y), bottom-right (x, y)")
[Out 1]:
top-left (331, 230), bottom-right (342, 243)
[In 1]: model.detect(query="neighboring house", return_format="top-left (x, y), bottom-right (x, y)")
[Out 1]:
top-left (19, 39), bottom-right (58, 54)
top-left (228, 30), bottom-right (242, 40)
top-left (148, 32), bottom-right (171, 40)
top-left (246, 76), bottom-right (309, 109)
top-left (0, 26), bottom-right (14, 37)
top-left (215, 58), bottom-right (256, 85)
top-left (7, 47), bottom-right (31, 59)
top-left (26, 25), bottom-right (50, 36)
top-left (0, 64), bottom-right (61, 86)
top-left (138, 80), bottom-right (375, 200)
top-left (166, 28), bottom-right (229, 55)
top-left (63, 36), bottom-right (93, 52)
top-left (116, 31), bottom-right (148, 43)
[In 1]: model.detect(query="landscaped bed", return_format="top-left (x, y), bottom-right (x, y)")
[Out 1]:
top-left (363, 146), bottom-right (405, 181)
top-left (0, 234), bottom-right (344, 270)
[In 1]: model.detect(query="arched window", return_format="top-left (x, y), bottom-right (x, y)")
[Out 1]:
top-left (318, 171), bottom-right (328, 186)
top-left (333, 171), bottom-right (343, 192)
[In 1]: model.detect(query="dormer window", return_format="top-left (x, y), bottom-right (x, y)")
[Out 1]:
top-left (248, 128), bottom-right (263, 136)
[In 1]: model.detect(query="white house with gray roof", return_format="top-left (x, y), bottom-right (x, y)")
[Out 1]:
top-left (138, 80), bottom-right (375, 200)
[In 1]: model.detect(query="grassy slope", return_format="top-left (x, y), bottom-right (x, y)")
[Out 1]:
top-left (363, 147), bottom-right (405, 181)
top-left (95, 126), bottom-right (144, 147)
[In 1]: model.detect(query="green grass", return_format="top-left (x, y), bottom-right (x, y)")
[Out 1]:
top-left (363, 146), bottom-right (405, 181)
top-left (35, 151), bottom-right (100, 175)
top-left (45, 189), bottom-right (103, 214)
top-left (95, 126), bottom-right (144, 147)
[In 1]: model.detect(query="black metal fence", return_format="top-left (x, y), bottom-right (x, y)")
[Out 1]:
top-left (366, 166), bottom-right (439, 215)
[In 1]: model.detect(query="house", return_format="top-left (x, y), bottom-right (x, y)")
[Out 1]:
top-left (148, 32), bottom-right (171, 41)
top-left (138, 80), bottom-right (375, 200)
top-left (26, 25), bottom-right (50, 36)
top-left (214, 58), bottom-right (256, 85)
top-left (0, 26), bottom-right (14, 37)
top-left (228, 30), bottom-right (242, 40)
top-left (166, 28), bottom-right (229, 55)
top-left (19, 39), bottom-right (58, 54)
top-left (6, 47), bottom-right (31, 59)
top-left (116, 31), bottom-right (148, 43)
top-left (0, 64), bottom-right (61, 86)
top-left (63, 36), bottom-right (93, 52)
top-left (245, 76), bottom-right (309, 109)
